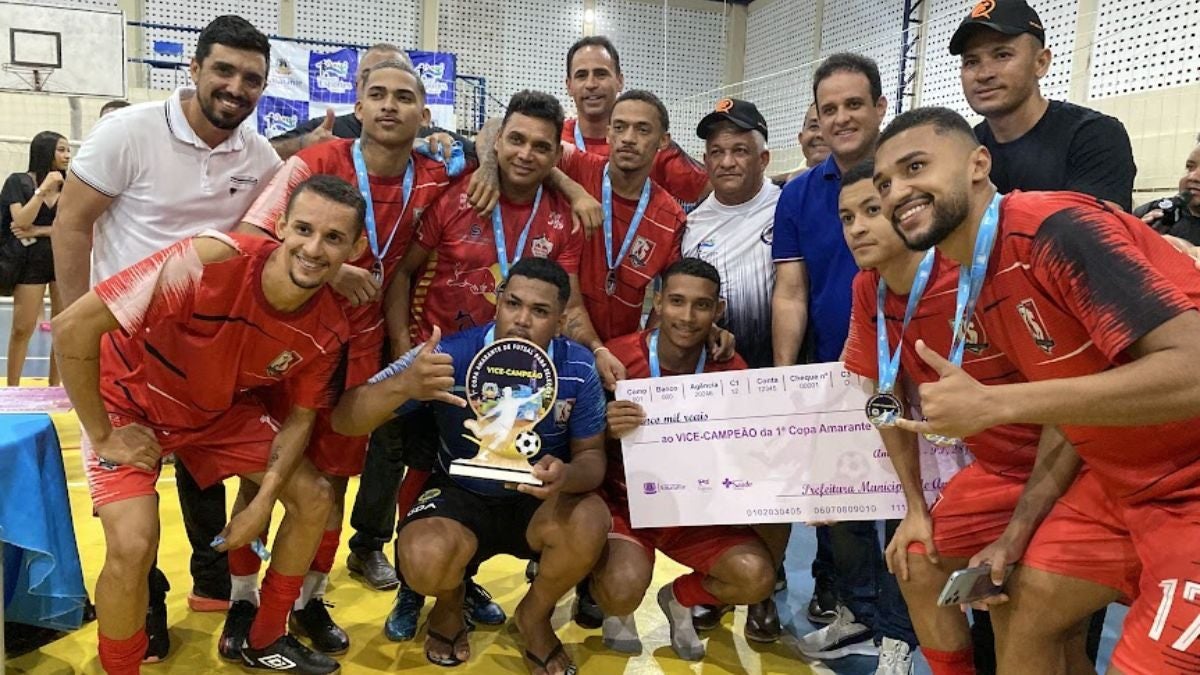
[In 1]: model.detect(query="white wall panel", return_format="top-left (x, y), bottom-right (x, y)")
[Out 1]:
top-left (818, 0), bottom-right (907, 123)
top-left (294, 0), bottom-right (419, 48)
top-left (1088, 0), bottom-right (1200, 99)
top-left (143, 0), bottom-right (280, 90)
top-left (740, 0), bottom-right (818, 150)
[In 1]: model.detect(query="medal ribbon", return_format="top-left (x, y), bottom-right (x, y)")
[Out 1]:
top-left (948, 192), bottom-right (1003, 366)
top-left (876, 248), bottom-right (936, 394)
top-left (601, 162), bottom-right (652, 277)
top-left (573, 123), bottom-right (587, 151)
top-left (648, 329), bottom-right (706, 378)
top-left (492, 186), bottom-right (544, 279)
top-left (351, 138), bottom-right (414, 270)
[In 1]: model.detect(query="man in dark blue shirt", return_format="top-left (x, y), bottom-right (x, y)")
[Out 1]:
top-left (771, 52), bottom-right (918, 667)
top-left (331, 257), bottom-right (608, 675)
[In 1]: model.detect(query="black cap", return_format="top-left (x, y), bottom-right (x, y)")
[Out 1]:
top-left (949, 0), bottom-right (1045, 56)
top-left (696, 98), bottom-right (768, 143)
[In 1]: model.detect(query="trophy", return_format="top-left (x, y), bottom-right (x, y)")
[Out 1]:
top-left (450, 337), bottom-right (558, 485)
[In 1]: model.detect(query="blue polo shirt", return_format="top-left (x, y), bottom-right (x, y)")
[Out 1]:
top-left (374, 323), bottom-right (608, 497)
top-left (772, 154), bottom-right (858, 363)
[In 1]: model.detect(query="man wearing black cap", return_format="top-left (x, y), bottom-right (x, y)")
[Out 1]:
top-left (951, 0), bottom-right (1135, 210)
top-left (681, 98), bottom-right (789, 642)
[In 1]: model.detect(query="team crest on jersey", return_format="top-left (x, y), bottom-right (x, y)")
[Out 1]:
top-left (553, 399), bottom-right (575, 427)
top-left (760, 224), bottom-right (774, 245)
top-left (468, 223), bottom-right (484, 240)
top-left (698, 238), bottom-right (716, 251)
top-left (548, 211), bottom-right (565, 231)
top-left (266, 350), bottom-right (302, 377)
top-left (458, 192), bottom-right (471, 211)
top-left (947, 317), bottom-right (989, 355)
top-left (1016, 299), bottom-right (1055, 354)
top-left (629, 236), bottom-right (655, 268)
top-left (531, 235), bottom-right (553, 258)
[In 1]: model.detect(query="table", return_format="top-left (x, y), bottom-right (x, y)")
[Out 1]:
top-left (1, 414), bottom-right (87, 668)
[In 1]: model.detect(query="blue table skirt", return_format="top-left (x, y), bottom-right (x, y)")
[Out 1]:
top-left (1, 414), bottom-right (86, 631)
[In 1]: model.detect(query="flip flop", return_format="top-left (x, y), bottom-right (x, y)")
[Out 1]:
top-left (524, 640), bottom-right (578, 675)
top-left (425, 626), bottom-right (469, 667)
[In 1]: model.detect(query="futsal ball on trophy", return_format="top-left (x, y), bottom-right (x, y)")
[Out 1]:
top-left (514, 430), bottom-right (542, 458)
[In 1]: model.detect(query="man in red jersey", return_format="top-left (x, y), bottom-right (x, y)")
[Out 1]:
top-left (51, 175), bottom-right (363, 675)
top-left (591, 258), bottom-right (776, 661)
top-left (875, 106), bottom-right (1200, 674)
top-left (556, 90), bottom-right (688, 382)
top-left (839, 161), bottom-right (1139, 674)
top-left (563, 36), bottom-right (709, 209)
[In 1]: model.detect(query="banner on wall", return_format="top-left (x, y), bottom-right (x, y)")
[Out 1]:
top-left (257, 40), bottom-right (457, 138)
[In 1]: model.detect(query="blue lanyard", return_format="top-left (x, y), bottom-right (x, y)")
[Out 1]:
top-left (949, 192), bottom-right (1003, 365)
top-left (601, 163), bottom-right (652, 272)
top-left (573, 123), bottom-right (587, 151)
top-left (351, 138), bottom-right (413, 266)
top-left (485, 323), bottom-right (554, 359)
top-left (491, 186), bottom-right (543, 279)
top-left (648, 329), bottom-right (706, 378)
top-left (876, 248), bottom-right (936, 394)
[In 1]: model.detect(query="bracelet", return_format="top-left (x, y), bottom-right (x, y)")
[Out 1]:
top-left (593, 346), bottom-right (610, 356)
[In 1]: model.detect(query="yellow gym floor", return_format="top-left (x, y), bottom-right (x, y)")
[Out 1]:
top-left (6, 402), bottom-right (828, 674)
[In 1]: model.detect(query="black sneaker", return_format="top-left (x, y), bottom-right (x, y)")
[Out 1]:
top-left (524, 560), bottom-right (538, 583)
top-left (219, 600), bottom-right (258, 661)
top-left (572, 578), bottom-right (603, 629)
top-left (806, 576), bottom-right (838, 625)
top-left (774, 565), bottom-right (788, 593)
top-left (143, 597), bottom-right (170, 662)
top-left (289, 598), bottom-right (350, 655)
top-left (464, 579), bottom-right (506, 626)
top-left (241, 634), bottom-right (340, 673)
top-left (691, 604), bottom-right (733, 632)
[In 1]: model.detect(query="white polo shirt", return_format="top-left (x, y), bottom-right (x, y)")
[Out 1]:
top-left (70, 87), bottom-right (281, 283)
top-left (682, 178), bottom-right (780, 368)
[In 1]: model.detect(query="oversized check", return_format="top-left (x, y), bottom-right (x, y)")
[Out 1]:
top-left (617, 362), bottom-right (969, 527)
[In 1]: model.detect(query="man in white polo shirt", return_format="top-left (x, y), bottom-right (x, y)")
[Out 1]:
top-left (680, 98), bottom-right (789, 643)
top-left (52, 14), bottom-right (280, 664)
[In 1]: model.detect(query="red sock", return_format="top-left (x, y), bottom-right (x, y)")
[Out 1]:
top-left (310, 528), bottom-right (340, 575)
top-left (98, 629), bottom-right (148, 675)
top-left (228, 532), bottom-right (268, 576)
top-left (397, 469), bottom-right (431, 517)
top-left (672, 572), bottom-right (720, 607)
top-left (248, 569), bottom-right (304, 650)
top-left (923, 646), bottom-right (977, 675)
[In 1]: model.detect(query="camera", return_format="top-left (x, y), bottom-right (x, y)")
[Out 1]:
top-left (1148, 191), bottom-right (1191, 232)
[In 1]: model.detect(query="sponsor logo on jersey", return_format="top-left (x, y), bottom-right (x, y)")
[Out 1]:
top-left (760, 224), bottom-right (774, 245)
top-left (266, 350), bottom-right (302, 376)
top-left (1016, 298), bottom-right (1055, 354)
top-left (947, 317), bottom-right (990, 355)
top-left (548, 211), bottom-right (565, 231)
top-left (531, 235), bottom-right (553, 258)
top-left (629, 235), bottom-right (655, 268)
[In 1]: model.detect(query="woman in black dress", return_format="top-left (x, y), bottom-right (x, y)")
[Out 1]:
top-left (1, 131), bottom-right (69, 385)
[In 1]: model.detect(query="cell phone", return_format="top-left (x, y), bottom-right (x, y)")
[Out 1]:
top-left (936, 564), bottom-right (1015, 607)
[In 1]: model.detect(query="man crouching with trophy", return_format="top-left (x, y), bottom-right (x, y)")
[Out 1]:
top-left (331, 257), bottom-right (609, 675)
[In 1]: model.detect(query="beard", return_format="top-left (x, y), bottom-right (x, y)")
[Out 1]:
top-left (894, 187), bottom-right (970, 251)
top-left (288, 267), bottom-right (324, 291)
top-left (198, 90), bottom-right (253, 130)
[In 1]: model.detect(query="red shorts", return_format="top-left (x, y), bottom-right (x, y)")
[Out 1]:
top-left (909, 463), bottom-right (1025, 559)
top-left (608, 503), bottom-right (760, 575)
top-left (305, 345), bottom-right (379, 477)
top-left (1020, 470), bottom-right (1140, 602)
top-left (83, 404), bottom-right (277, 510)
top-left (1109, 492), bottom-right (1200, 674)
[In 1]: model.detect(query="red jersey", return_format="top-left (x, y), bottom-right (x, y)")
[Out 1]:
top-left (975, 191), bottom-right (1200, 503)
top-left (603, 329), bottom-right (748, 505)
top-left (243, 138), bottom-right (453, 356)
top-left (559, 146), bottom-right (686, 341)
top-left (844, 252), bottom-right (1040, 478)
top-left (96, 232), bottom-right (348, 432)
top-left (409, 174), bottom-right (583, 343)
top-left (562, 118), bottom-right (709, 207)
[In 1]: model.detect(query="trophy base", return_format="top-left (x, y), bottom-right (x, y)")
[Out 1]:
top-left (450, 459), bottom-right (543, 486)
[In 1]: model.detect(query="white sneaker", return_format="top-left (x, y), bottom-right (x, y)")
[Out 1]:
top-left (875, 636), bottom-right (915, 674)
top-left (656, 585), bottom-right (705, 661)
top-left (602, 614), bottom-right (642, 654)
top-left (795, 605), bottom-right (878, 660)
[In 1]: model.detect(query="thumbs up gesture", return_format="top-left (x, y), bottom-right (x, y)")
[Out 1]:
top-left (399, 326), bottom-right (467, 407)
top-left (302, 108), bottom-right (337, 149)
top-left (894, 339), bottom-right (1004, 439)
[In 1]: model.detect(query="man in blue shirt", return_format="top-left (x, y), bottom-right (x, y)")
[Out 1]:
top-left (771, 53), bottom-right (918, 671)
top-left (331, 257), bottom-right (608, 675)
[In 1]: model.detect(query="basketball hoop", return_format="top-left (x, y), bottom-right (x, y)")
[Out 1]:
top-left (2, 63), bottom-right (56, 91)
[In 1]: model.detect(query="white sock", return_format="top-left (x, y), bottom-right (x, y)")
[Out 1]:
top-left (230, 574), bottom-right (259, 606)
top-left (294, 571), bottom-right (328, 610)
top-left (657, 584), bottom-right (704, 660)
top-left (602, 614), bottom-right (642, 654)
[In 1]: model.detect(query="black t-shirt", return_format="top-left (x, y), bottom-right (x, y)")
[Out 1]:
top-left (975, 100), bottom-right (1136, 211)
top-left (1134, 198), bottom-right (1200, 246)
top-left (272, 113), bottom-right (478, 162)
top-left (0, 172), bottom-right (57, 242)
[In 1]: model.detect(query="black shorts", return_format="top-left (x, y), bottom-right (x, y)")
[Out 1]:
top-left (1, 237), bottom-right (53, 286)
top-left (396, 407), bottom-right (439, 471)
top-left (401, 472), bottom-right (542, 569)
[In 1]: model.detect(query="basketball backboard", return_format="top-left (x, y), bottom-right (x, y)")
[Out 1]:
top-left (0, 2), bottom-right (125, 98)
